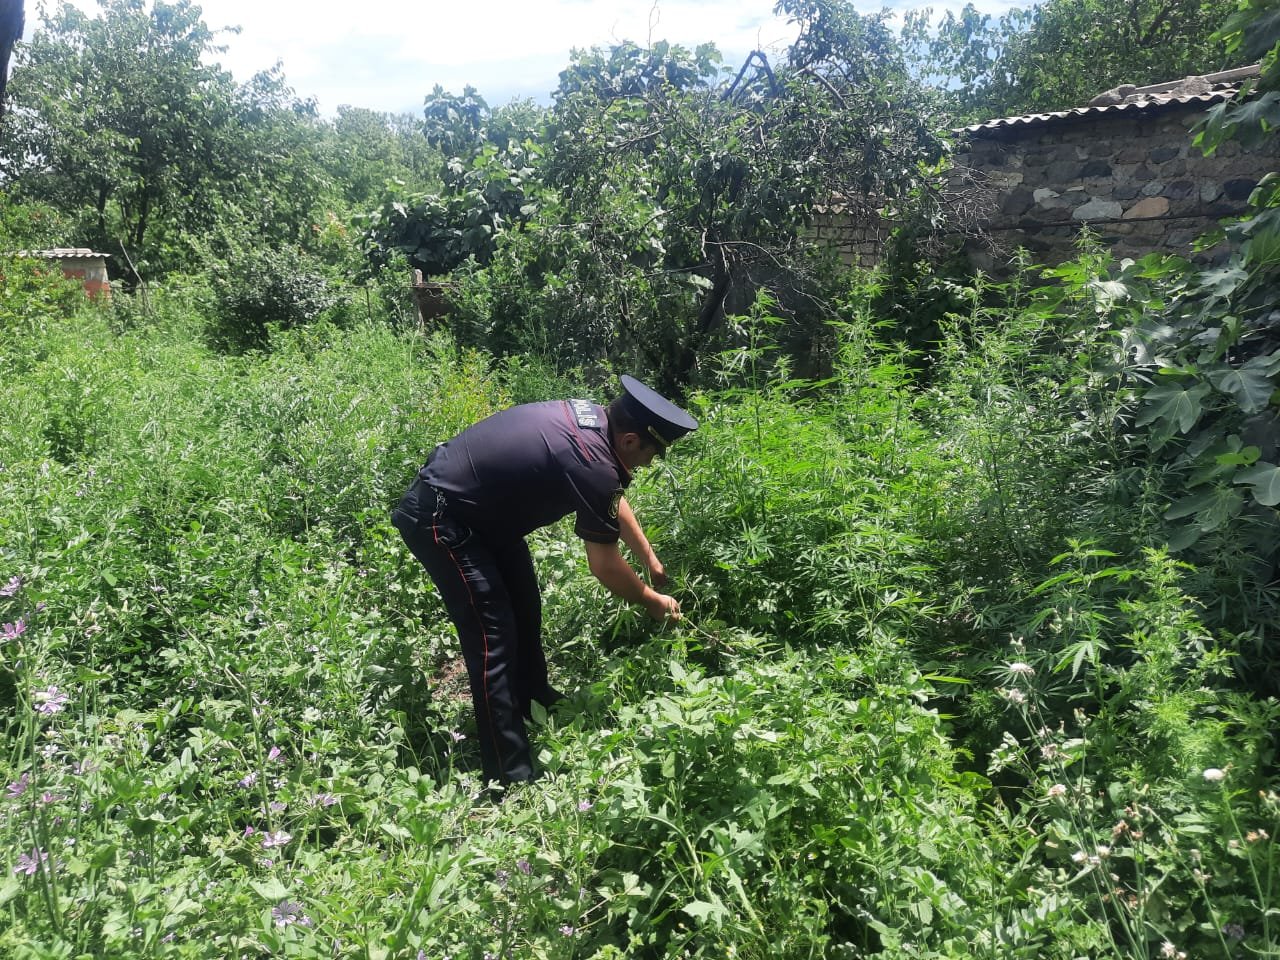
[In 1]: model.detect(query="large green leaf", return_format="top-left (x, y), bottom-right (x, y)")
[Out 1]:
top-left (1235, 461), bottom-right (1280, 506)
top-left (1165, 486), bottom-right (1244, 529)
top-left (1135, 382), bottom-right (1211, 434)
top-left (1165, 488), bottom-right (1219, 521)
top-left (1242, 212), bottom-right (1280, 266)
top-left (1207, 365), bottom-right (1275, 413)
top-left (1197, 265), bottom-right (1247, 299)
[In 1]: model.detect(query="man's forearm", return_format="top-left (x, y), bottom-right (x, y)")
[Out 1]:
top-left (616, 496), bottom-right (656, 565)
top-left (585, 539), bottom-right (654, 605)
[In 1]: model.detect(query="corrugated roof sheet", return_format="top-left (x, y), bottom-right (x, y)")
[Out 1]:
top-left (961, 66), bottom-right (1264, 136)
top-left (10, 248), bottom-right (110, 259)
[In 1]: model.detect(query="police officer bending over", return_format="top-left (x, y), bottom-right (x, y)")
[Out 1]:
top-left (392, 375), bottom-right (698, 787)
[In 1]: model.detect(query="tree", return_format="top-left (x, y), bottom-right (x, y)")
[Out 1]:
top-left (323, 106), bottom-right (440, 208)
top-left (520, 2), bottom-right (946, 387)
top-left (358, 94), bottom-right (543, 281)
top-left (0, 0), bottom-right (330, 278)
top-left (906, 0), bottom-right (1244, 122)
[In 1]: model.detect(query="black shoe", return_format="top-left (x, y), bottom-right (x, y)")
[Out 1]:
top-left (538, 686), bottom-right (567, 709)
top-left (523, 686), bottom-right (568, 720)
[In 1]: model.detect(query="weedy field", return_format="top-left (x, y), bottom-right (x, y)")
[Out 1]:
top-left (1, 263), bottom-right (1277, 959)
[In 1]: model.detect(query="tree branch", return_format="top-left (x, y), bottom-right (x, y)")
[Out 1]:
top-left (797, 66), bottom-right (848, 108)
top-left (723, 50), bottom-right (777, 102)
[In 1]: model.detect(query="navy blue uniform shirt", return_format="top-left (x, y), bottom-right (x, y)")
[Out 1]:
top-left (421, 400), bottom-right (630, 544)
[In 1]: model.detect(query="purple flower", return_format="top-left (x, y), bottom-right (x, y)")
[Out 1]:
top-left (516, 858), bottom-right (531, 876)
top-left (271, 899), bottom-right (312, 928)
top-left (238, 771), bottom-right (258, 789)
top-left (266, 746), bottom-right (282, 763)
top-left (1223, 923), bottom-right (1246, 941)
top-left (39, 792), bottom-right (62, 806)
top-left (559, 924), bottom-right (576, 937)
top-left (13, 848), bottom-right (49, 876)
top-left (2, 620), bottom-right (27, 641)
top-left (6, 773), bottom-right (30, 799)
top-left (0, 576), bottom-right (21, 597)
top-left (449, 730), bottom-right (466, 742)
top-left (243, 825), bottom-right (255, 837)
top-left (577, 799), bottom-right (594, 812)
top-left (261, 830), bottom-right (292, 849)
top-left (33, 686), bottom-right (69, 715)
top-left (311, 792), bottom-right (338, 808)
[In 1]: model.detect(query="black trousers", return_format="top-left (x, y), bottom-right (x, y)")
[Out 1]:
top-left (392, 476), bottom-right (549, 784)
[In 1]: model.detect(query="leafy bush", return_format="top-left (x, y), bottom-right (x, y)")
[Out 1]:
top-left (206, 244), bottom-right (339, 350)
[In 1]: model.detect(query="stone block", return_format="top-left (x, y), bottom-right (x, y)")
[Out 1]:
top-left (1200, 181), bottom-right (1222, 203)
top-left (1142, 181), bottom-right (1165, 197)
top-left (1225, 157), bottom-right (1267, 177)
top-left (1207, 200), bottom-right (1247, 217)
top-left (1000, 187), bottom-right (1035, 216)
top-left (1117, 146), bottom-right (1147, 163)
top-left (1046, 160), bottom-right (1082, 182)
top-left (1150, 146), bottom-right (1180, 164)
top-left (1123, 196), bottom-right (1170, 219)
top-left (1073, 197), bottom-right (1123, 221)
top-left (1164, 180), bottom-right (1195, 200)
top-left (1081, 159), bottom-right (1113, 178)
top-left (1033, 205), bottom-right (1073, 223)
top-left (1161, 159), bottom-right (1187, 176)
top-left (1128, 219), bottom-right (1166, 238)
top-left (1112, 184), bottom-right (1140, 201)
top-left (1224, 178), bottom-right (1259, 201)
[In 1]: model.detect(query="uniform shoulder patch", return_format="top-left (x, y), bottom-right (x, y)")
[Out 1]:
top-left (570, 399), bottom-right (600, 428)
top-left (609, 489), bottom-right (623, 519)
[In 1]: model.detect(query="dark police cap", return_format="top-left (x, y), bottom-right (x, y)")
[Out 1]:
top-left (618, 375), bottom-right (699, 448)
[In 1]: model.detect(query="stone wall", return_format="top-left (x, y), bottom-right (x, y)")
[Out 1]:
top-left (808, 207), bottom-right (891, 269)
top-left (950, 100), bottom-right (1280, 270)
top-left (811, 96), bottom-right (1278, 270)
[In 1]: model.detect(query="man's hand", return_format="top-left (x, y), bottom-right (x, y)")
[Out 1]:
top-left (585, 540), bottom-right (680, 621)
top-left (643, 591), bottom-right (681, 621)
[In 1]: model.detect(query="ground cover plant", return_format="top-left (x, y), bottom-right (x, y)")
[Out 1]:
top-left (1, 251), bottom-right (1276, 958)
top-left (2, 1), bottom-right (1278, 956)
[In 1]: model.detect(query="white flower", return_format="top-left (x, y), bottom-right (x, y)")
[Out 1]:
top-left (260, 831), bottom-right (292, 849)
top-left (1203, 768), bottom-right (1226, 783)
top-left (1160, 941), bottom-right (1178, 958)
top-left (998, 687), bottom-right (1027, 705)
top-left (1047, 783), bottom-right (1067, 799)
top-left (1006, 662), bottom-right (1035, 677)
top-left (1071, 850), bottom-right (1087, 864)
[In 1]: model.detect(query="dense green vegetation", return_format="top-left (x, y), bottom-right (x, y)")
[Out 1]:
top-left (1, 0), bottom-right (1277, 957)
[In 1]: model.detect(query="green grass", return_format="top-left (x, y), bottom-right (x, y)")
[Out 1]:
top-left (1, 266), bottom-right (1276, 958)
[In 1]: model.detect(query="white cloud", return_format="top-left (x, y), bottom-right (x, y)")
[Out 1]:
top-left (46, 0), bottom-right (1018, 115)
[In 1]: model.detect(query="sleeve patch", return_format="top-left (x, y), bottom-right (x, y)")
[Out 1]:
top-left (609, 489), bottom-right (622, 519)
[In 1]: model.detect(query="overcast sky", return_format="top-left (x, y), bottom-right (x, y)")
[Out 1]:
top-left (47, 0), bottom-right (1019, 117)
